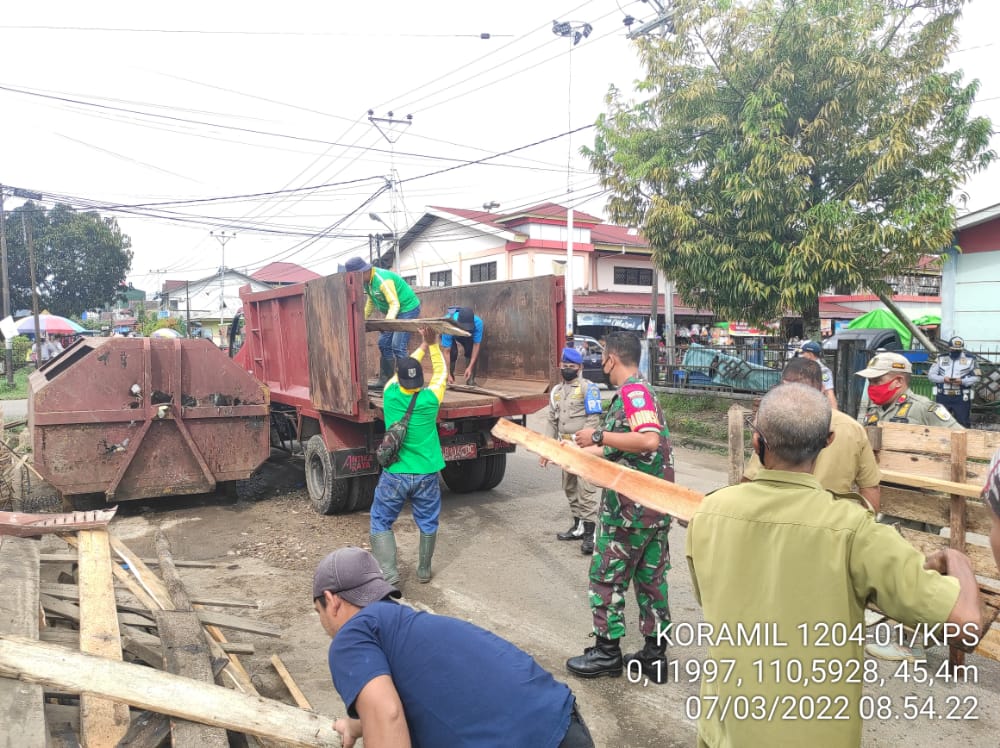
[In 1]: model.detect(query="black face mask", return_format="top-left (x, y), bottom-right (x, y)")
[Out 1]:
top-left (560, 368), bottom-right (578, 381)
top-left (950, 350), bottom-right (961, 360)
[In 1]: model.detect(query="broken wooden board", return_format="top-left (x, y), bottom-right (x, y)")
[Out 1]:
top-left (364, 316), bottom-right (470, 337)
top-left (492, 419), bottom-right (704, 521)
top-left (39, 582), bottom-right (257, 611)
top-left (0, 507), bottom-right (117, 537)
top-left (447, 383), bottom-right (518, 399)
top-left (41, 553), bottom-right (218, 569)
top-left (76, 529), bottom-right (130, 746)
top-left (0, 636), bottom-right (341, 748)
top-left (0, 537), bottom-right (47, 748)
top-left (270, 655), bottom-right (313, 711)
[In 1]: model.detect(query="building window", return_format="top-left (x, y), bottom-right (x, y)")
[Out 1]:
top-left (614, 266), bottom-right (653, 286)
top-left (402, 275), bottom-right (417, 286)
top-left (429, 270), bottom-right (452, 287)
top-left (470, 261), bottom-right (497, 283)
top-left (169, 299), bottom-right (179, 311)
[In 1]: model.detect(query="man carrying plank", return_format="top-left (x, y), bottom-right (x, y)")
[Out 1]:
top-left (313, 546), bottom-right (595, 748)
top-left (686, 383), bottom-right (982, 748)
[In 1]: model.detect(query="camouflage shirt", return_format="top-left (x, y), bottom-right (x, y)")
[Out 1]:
top-left (600, 374), bottom-right (674, 528)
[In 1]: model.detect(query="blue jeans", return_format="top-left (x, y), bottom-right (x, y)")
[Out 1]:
top-left (378, 305), bottom-right (422, 361)
top-left (371, 470), bottom-right (441, 534)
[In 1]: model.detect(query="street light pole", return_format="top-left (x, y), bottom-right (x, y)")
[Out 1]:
top-left (0, 186), bottom-right (12, 386)
top-left (210, 231), bottom-right (235, 341)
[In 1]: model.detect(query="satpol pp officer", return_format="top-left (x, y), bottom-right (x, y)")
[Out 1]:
top-left (856, 352), bottom-right (962, 430)
top-left (928, 336), bottom-right (981, 428)
top-left (541, 347), bottom-right (604, 554)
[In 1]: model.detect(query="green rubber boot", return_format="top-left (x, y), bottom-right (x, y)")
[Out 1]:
top-left (370, 357), bottom-right (395, 390)
top-left (417, 532), bottom-right (437, 583)
top-left (369, 531), bottom-right (399, 586)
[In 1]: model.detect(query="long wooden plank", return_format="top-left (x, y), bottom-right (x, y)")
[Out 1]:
top-left (880, 469), bottom-right (984, 498)
top-left (898, 528), bottom-right (1000, 582)
top-left (727, 403), bottom-right (745, 486)
top-left (976, 627), bottom-right (1000, 660)
top-left (0, 537), bottom-right (47, 748)
top-left (879, 487), bottom-right (993, 535)
top-left (39, 594), bottom-right (156, 630)
top-left (878, 422), bottom-right (1000, 461)
top-left (364, 317), bottom-right (469, 336)
top-left (41, 553), bottom-right (218, 569)
top-left (39, 582), bottom-right (257, 611)
top-left (77, 529), bottom-right (130, 747)
top-left (948, 432), bottom-right (969, 668)
top-left (270, 655), bottom-right (313, 711)
top-left (0, 637), bottom-right (340, 747)
top-left (492, 419), bottom-right (703, 520)
top-left (156, 611), bottom-right (229, 747)
top-left (879, 452), bottom-right (989, 486)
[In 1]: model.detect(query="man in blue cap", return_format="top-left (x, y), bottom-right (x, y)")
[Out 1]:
top-left (540, 346), bottom-right (604, 554)
top-left (344, 256), bottom-right (422, 388)
top-left (440, 306), bottom-right (484, 387)
top-left (798, 340), bottom-right (837, 410)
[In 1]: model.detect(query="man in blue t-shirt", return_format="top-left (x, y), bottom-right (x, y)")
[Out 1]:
top-left (313, 546), bottom-right (595, 748)
top-left (440, 306), bottom-right (484, 387)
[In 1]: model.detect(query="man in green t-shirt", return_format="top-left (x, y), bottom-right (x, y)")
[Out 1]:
top-left (370, 326), bottom-right (447, 588)
top-left (344, 256), bottom-right (422, 387)
top-left (686, 383), bottom-right (982, 747)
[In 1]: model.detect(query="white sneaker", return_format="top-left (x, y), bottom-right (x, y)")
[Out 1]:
top-left (865, 641), bottom-right (926, 662)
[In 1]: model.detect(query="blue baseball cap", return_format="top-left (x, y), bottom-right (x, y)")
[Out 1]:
top-left (344, 257), bottom-right (371, 272)
top-left (799, 341), bottom-right (822, 356)
top-left (561, 347), bottom-right (583, 365)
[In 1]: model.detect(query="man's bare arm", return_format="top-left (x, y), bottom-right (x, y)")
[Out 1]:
top-left (352, 674), bottom-right (411, 748)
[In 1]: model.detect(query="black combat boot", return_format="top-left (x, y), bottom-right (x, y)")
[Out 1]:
top-left (566, 636), bottom-right (623, 678)
top-left (625, 635), bottom-right (669, 684)
top-left (580, 520), bottom-right (596, 555)
top-left (370, 357), bottom-right (395, 389)
top-left (557, 517), bottom-right (584, 541)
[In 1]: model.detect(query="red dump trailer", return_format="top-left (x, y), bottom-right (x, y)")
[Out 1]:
top-left (29, 337), bottom-right (270, 507)
top-left (233, 272), bottom-right (565, 514)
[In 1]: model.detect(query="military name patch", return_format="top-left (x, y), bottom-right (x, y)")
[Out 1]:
top-left (932, 405), bottom-right (952, 422)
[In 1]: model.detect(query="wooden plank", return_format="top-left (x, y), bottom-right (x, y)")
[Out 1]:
top-left (492, 419), bottom-right (703, 520)
top-left (878, 421), bottom-right (1000, 461)
top-left (40, 553), bottom-right (218, 569)
top-left (727, 403), bottom-right (745, 486)
top-left (117, 709), bottom-right (171, 748)
top-left (975, 627), bottom-right (1000, 660)
top-left (154, 531), bottom-right (192, 611)
top-left (0, 637), bottom-right (341, 748)
top-left (947, 432), bottom-right (968, 668)
top-left (40, 594), bottom-right (155, 630)
top-left (39, 629), bottom-right (80, 648)
top-left (0, 507), bottom-right (117, 537)
top-left (44, 702), bottom-right (80, 733)
top-left (156, 610), bottom-right (229, 747)
top-left (39, 583), bottom-right (257, 613)
top-left (880, 469), bottom-right (984, 498)
top-left (270, 655), bottom-right (313, 711)
top-left (0, 535), bottom-right (47, 748)
top-left (897, 528), bottom-right (999, 582)
top-left (364, 317), bottom-right (469, 336)
top-left (76, 529), bottom-right (131, 747)
top-left (878, 451), bottom-right (989, 485)
top-left (879, 487), bottom-right (993, 536)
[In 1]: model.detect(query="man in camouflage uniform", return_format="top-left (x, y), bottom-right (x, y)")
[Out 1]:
top-left (567, 332), bottom-right (674, 683)
top-left (856, 352), bottom-right (962, 430)
top-left (540, 347), bottom-right (604, 554)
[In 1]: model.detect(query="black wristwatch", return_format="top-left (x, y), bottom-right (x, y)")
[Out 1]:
top-left (591, 429), bottom-right (604, 446)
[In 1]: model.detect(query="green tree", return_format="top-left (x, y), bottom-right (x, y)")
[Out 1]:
top-left (587, 0), bottom-right (993, 332)
top-left (2, 202), bottom-right (133, 317)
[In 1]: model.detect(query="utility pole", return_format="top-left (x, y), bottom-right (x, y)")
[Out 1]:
top-left (210, 231), bottom-right (235, 341)
top-left (24, 211), bottom-right (41, 366)
top-left (368, 111), bottom-right (412, 273)
top-left (552, 19), bottom-right (592, 340)
top-left (623, 0), bottom-right (675, 39)
top-left (185, 281), bottom-right (191, 338)
top-left (0, 185), bottom-right (12, 386)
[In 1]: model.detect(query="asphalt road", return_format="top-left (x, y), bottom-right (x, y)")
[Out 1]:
top-left (1, 399), bottom-right (26, 421)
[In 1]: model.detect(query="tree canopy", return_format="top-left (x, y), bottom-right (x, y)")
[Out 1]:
top-left (2, 202), bottom-right (133, 318)
top-left (586, 0), bottom-right (994, 328)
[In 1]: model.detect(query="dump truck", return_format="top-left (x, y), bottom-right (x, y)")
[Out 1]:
top-left (231, 272), bottom-right (565, 514)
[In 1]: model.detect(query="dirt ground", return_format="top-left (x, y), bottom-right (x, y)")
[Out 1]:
top-left (21, 417), bottom-right (1000, 747)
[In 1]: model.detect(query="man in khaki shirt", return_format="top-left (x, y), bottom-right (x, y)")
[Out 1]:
top-left (687, 383), bottom-right (982, 748)
top-left (744, 358), bottom-right (881, 510)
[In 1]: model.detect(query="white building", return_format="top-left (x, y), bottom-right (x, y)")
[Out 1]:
top-left (941, 203), bottom-right (1000, 349)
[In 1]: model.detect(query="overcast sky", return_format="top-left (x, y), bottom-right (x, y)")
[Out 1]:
top-left (1, 0), bottom-right (998, 298)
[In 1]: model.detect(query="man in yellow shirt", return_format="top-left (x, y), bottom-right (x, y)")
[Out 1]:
top-left (686, 383), bottom-right (982, 747)
top-left (743, 357), bottom-right (881, 510)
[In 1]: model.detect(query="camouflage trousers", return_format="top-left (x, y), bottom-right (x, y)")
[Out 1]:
top-left (588, 520), bottom-right (671, 641)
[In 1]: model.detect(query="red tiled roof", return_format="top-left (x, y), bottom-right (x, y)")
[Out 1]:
top-left (162, 280), bottom-right (187, 293)
top-left (251, 261), bottom-right (322, 284)
top-left (819, 301), bottom-right (864, 319)
top-left (574, 291), bottom-right (713, 317)
top-left (591, 224), bottom-right (648, 248)
top-left (498, 202), bottom-right (602, 225)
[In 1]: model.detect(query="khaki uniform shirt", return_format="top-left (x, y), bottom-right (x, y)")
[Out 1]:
top-left (545, 375), bottom-right (602, 440)
top-left (744, 409), bottom-right (880, 492)
top-left (686, 470), bottom-right (960, 748)
top-left (862, 389), bottom-right (962, 430)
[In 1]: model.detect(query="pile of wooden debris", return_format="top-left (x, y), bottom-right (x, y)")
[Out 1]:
top-left (0, 508), bottom-right (339, 747)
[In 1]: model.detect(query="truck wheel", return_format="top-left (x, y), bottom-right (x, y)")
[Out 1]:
top-left (347, 474), bottom-right (378, 512)
top-left (478, 454), bottom-right (507, 491)
top-left (441, 458), bottom-right (488, 494)
top-left (304, 436), bottom-right (350, 514)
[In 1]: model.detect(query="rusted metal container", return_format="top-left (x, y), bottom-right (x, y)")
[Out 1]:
top-left (29, 337), bottom-right (269, 505)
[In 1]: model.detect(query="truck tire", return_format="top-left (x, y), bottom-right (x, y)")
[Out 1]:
top-left (304, 436), bottom-right (350, 514)
top-left (478, 454), bottom-right (507, 491)
top-left (441, 458), bottom-right (488, 494)
top-left (347, 474), bottom-right (378, 512)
